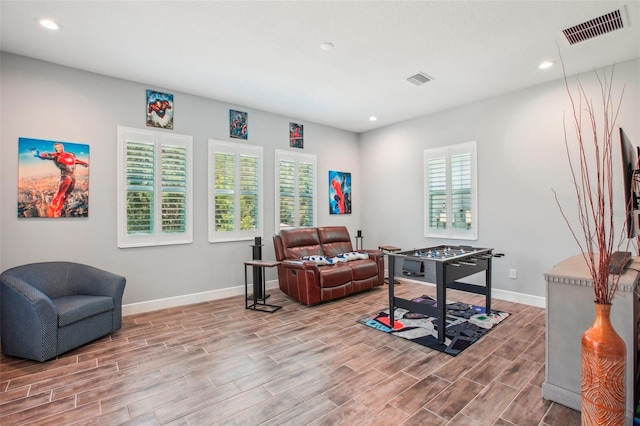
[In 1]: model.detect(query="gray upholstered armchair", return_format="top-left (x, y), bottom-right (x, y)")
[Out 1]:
top-left (0, 261), bottom-right (126, 362)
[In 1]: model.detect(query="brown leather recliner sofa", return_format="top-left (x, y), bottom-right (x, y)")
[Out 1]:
top-left (273, 226), bottom-right (384, 305)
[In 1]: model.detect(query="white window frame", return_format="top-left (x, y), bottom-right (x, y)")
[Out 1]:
top-left (208, 140), bottom-right (263, 243)
top-left (275, 150), bottom-right (317, 231)
top-left (117, 126), bottom-right (193, 248)
top-left (424, 141), bottom-right (478, 240)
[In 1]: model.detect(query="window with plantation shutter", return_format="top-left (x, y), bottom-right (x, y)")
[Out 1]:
top-left (424, 141), bottom-right (477, 240)
top-left (275, 150), bottom-right (316, 230)
top-left (208, 140), bottom-right (263, 242)
top-left (117, 126), bottom-right (193, 248)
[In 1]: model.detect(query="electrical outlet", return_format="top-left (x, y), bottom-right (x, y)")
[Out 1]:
top-left (509, 269), bottom-right (517, 279)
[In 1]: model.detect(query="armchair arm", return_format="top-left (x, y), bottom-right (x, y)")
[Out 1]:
top-left (67, 263), bottom-right (126, 297)
top-left (1, 274), bottom-right (58, 362)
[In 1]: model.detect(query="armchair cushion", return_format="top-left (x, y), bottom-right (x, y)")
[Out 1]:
top-left (54, 295), bottom-right (115, 327)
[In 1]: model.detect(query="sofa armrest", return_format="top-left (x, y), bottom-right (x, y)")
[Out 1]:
top-left (360, 249), bottom-right (384, 260)
top-left (1, 274), bottom-right (59, 361)
top-left (281, 259), bottom-right (319, 270)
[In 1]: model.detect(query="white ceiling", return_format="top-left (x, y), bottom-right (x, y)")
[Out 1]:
top-left (1, 1), bottom-right (639, 133)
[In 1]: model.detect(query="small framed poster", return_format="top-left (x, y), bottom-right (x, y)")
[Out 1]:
top-left (230, 109), bottom-right (248, 139)
top-left (289, 123), bottom-right (303, 148)
top-left (146, 90), bottom-right (174, 129)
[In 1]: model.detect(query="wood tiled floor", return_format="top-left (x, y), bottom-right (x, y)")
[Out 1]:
top-left (0, 280), bottom-right (581, 425)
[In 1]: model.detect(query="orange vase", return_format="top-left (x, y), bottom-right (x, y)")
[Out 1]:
top-left (581, 303), bottom-right (626, 426)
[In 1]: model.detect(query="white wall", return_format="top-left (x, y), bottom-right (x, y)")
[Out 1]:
top-left (2, 53), bottom-right (639, 310)
top-left (359, 58), bottom-right (640, 303)
top-left (0, 53), bottom-right (362, 307)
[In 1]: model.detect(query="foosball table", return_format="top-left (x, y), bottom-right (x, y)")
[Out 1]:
top-left (387, 245), bottom-right (497, 343)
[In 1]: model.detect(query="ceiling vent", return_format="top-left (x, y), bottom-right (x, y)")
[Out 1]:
top-left (562, 8), bottom-right (628, 45)
top-left (406, 72), bottom-right (433, 86)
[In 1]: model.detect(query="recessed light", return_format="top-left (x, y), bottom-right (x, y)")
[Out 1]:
top-left (539, 60), bottom-right (555, 70)
top-left (369, 116), bottom-right (378, 122)
top-left (38, 18), bottom-right (61, 30)
top-left (320, 42), bottom-right (334, 51)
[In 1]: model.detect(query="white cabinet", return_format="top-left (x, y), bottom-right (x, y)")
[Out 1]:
top-left (543, 254), bottom-right (639, 425)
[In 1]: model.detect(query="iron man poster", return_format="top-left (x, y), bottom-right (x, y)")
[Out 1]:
top-left (18, 137), bottom-right (89, 218)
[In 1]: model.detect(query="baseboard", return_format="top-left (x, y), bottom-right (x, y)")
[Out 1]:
top-left (491, 288), bottom-right (546, 308)
top-left (541, 382), bottom-right (634, 425)
top-left (541, 382), bottom-right (580, 411)
top-left (123, 278), bottom-right (546, 316)
top-left (394, 278), bottom-right (546, 308)
top-left (122, 279), bottom-right (279, 316)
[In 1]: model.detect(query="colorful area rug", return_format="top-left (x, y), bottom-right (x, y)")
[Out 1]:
top-left (357, 295), bottom-right (509, 356)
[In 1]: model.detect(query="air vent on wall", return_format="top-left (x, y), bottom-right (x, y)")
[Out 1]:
top-left (406, 72), bottom-right (433, 86)
top-left (562, 8), bottom-right (627, 45)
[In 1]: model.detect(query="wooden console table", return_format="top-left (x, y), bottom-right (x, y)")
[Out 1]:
top-left (543, 254), bottom-right (639, 424)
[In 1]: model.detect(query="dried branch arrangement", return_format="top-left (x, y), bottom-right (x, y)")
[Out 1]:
top-left (553, 63), bottom-right (626, 304)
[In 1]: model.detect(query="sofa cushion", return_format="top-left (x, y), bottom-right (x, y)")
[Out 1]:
top-left (54, 295), bottom-right (115, 327)
top-left (349, 259), bottom-right (380, 280)
top-left (318, 226), bottom-right (353, 257)
top-left (318, 264), bottom-right (353, 288)
top-left (280, 228), bottom-right (323, 259)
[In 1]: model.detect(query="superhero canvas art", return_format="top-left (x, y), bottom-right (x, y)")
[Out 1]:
top-left (329, 170), bottom-right (352, 215)
top-left (289, 123), bottom-right (303, 148)
top-left (146, 90), bottom-right (174, 129)
top-left (18, 137), bottom-right (90, 218)
top-left (230, 110), bottom-right (248, 139)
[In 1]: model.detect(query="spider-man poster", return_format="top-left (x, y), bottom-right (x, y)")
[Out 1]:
top-left (146, 90), bottom-right (174, 129)
top-left (289, 122), bottom-right (303, 148)
top-left (230, 110), bottom-right (248, 139)
top-left (329, 171), bottom-right (352, 215)
top-left (18, 137), bottom-right (90, 218)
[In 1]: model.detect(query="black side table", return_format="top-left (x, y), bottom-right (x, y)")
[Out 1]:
top-left (378, 245), bottom-right (401, 285)
top-left (244, 260), bottom-right (282, 313)
top-left (355, 236), bottom-right (364, 250)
